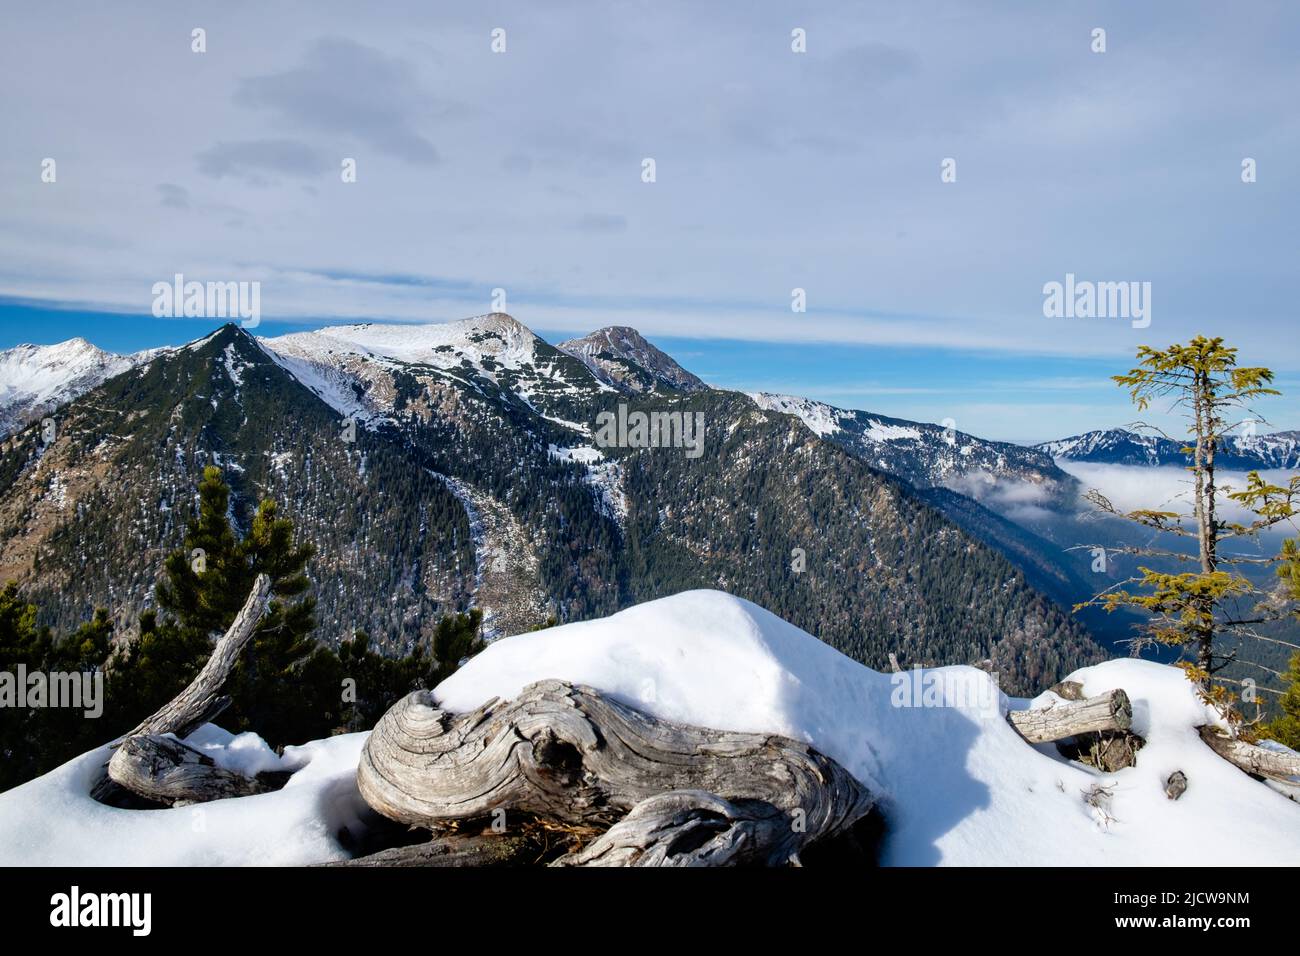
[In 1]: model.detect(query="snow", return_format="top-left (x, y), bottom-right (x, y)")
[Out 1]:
top-left (548, 444), bottom-right (604, 465)
top-left (259, 314), bottom-right (602, 425)
top-left (864, 420), bottom-right (923, 443)
top-left (0, 338), bottom-right (149, 437)
top-left (257, 339), bottom-right (378, 424)
top-left (262, 314), bottom-right (540, 384)
top-left (2, 590), bottom-right (1297, 866)
top-left (432, 593), bottom-right (1300, 866)
top-left (184, 725), bottom-right (290, 778)
top-left (0, 730), bottom-right (370, 866)
top-left (749, 392), bottom-right (842, 437)
top-left (221, 343), bottom-right (247, 388)
top-left (750, 393), bottom-right (922, 443)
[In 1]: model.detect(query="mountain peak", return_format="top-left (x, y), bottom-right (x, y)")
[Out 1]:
top-left (557, 326), bottom-right (705, 394)
top-left (0, 337), bottom-right (139, 438)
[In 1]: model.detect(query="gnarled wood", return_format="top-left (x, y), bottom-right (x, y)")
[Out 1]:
top-left (555, 789), bottom-right (818, 867)
top-left (106, 734), bottom-right (286, 806)
top-left (91, 575), bottom-right (273, 804)
top-left (1199, 727), bottom-right (1300, 782)
top-left (1008, 689), bottom-right (1132, 743)
top-left (357, 679), bottom-right (873, 865)
top-left (124, 574), bottom-right (273, 740)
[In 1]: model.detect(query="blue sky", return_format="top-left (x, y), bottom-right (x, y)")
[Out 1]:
top-left (2, 1), bottom-right (1297, 442)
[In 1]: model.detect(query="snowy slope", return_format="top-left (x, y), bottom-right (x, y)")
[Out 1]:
top-left (748, 391), bottom-right (1073, 507)
top-left (1, 590), bottom-right (1295, 866)
top-left (0, 728), bottom-right (370, 866)
top-left (0, 338), bottom-right (147, 438)
top-left (437, 591), bottom-right (1300, 866)
top-left (260, 313), bottom-right (609, 423)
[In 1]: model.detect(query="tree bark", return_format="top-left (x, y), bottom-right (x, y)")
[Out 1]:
top-left (106, 734), bottom-right (287, 806)
top-left (1007, 689), bottom-right (1133, 743)
top-left (124, 574), bottom-right (273, 740)
top-left (556, 789), bottom-right (829, 867)
top-left (1199, 727), bottom-right (1300, 782)
top-left (357, 679), bottom-right (874, 866)
top-left (91, 574), bottom-right (274, 804)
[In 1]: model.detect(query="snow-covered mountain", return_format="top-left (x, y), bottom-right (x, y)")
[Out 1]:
top-left (2, 589), bottom-right (1295, 866)
top-left (557, 326), bottom-right (706, 394)
top-left (0, 338), bottom-right (145, 438)
top-left (1038, 427), bottom-right (1300, 469)
top-left (749, 392), bottom-right (1073, 502)
top-left (1, 321), bottom-right (1103, 692)
top-left (261, 313), bottom-right (607, 428)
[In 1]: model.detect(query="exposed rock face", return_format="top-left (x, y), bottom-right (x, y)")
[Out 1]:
top-left (558, 326), bottom-right (707, 394)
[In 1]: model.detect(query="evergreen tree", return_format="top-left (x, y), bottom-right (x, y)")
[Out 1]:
top-left (1077, 337), bottom-right (1300, 720)
top-left (0, 583), bottom-right (114, 790)
top-left (114, 466), bottom-right (327, 747)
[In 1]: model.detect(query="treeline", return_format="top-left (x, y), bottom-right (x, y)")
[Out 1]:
top-left (0, 466), bottom-right (484, 792)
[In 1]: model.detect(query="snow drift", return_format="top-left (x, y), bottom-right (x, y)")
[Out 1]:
top-left (1, 590), bottom-right (1297, 866)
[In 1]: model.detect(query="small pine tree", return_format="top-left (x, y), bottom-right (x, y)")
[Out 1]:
top-left (1077, 337), bottom-right (1300, 721)
top-left (114, 466), bottom-right (330, 747)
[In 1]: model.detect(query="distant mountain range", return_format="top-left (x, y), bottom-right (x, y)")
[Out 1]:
top-left (0, 316), bottom-right (1113, 694)
top-left (1037, 427), bottom-right (1300, 470)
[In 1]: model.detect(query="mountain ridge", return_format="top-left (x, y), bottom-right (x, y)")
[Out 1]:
top-left (1038, 426), bottom-right (1300, 470)
top-left (0, 319), bottom-right (1106, 693)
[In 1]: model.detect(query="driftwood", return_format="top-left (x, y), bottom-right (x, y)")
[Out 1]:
top-left (92, 575), bottom-right (275, 805)
top-left (124, 574), bottom-right (273, 740)
top-left (556, 788), bottom-right (832, 867)
top-left (1198, 727), bottom-right (1300, 782)
top-left (357, 679), bottom-right (874, 866)
top-left (1007, 689), bottom-right (1132, 744)
top-left (106, 734), bottom-right (288, 806)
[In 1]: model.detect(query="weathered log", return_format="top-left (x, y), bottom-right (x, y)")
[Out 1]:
top-left (357, 679), bottom-right (873, 865)
top-left (106, 734), bottom-right (286, 806)
top-left (1199, 727), bottom-right (1300, 782)
top-left (91, 575), bottom-right (273, 804)
top-left (555, 789), bottom-right (819, 867)
top-left (1007, 689), bottom-right (1132, 744)
top-left (321, 831), bottom-right (542, 868)
top-left (124, 574), bottom-right (273, 740)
